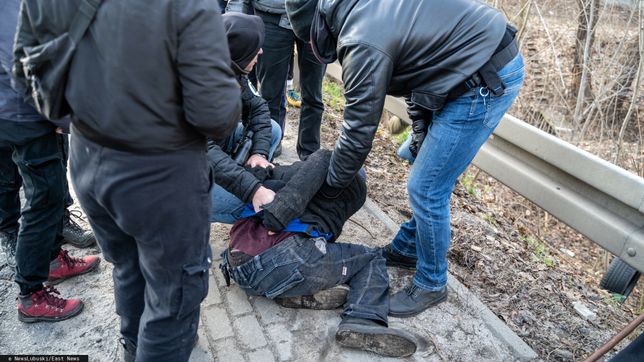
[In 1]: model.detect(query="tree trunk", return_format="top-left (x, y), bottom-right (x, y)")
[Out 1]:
top-left (572, 0), bottom-right (601, 126)
top-left (570, 0), bottom-right (600, 106)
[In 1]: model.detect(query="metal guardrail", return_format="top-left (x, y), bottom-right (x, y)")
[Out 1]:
top-left (325, 62), bottom-right (644, 273)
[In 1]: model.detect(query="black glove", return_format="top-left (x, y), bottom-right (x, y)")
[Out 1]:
top-left (409, 118), bottom-right (429, 158)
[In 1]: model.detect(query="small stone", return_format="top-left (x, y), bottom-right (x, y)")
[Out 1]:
top-left (573, 302), bottom-right (596, 320)
top-left (560, 248), bottom-right (575, 257)
top-left (470, 245), bottom-right (482, 252)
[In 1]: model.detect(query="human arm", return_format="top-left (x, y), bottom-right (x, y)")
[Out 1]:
top-left (325, 44), bottom-right (394, 190)
top-left (176, 0), bottom-right (241, 141)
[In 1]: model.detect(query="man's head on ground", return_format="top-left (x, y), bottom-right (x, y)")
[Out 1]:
top-left (222, 13), bottom-right (264, 74)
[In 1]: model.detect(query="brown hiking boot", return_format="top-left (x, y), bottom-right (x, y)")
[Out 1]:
top-left (48, 249), bottom-right (100, 284)
top-left (275, 285), bottom-right (349, 310)
top-left (18, 286), bottom-right (84, 323)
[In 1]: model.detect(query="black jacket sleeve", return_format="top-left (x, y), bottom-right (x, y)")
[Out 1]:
top-left (176, 0), bottom-right (241, 141)
top-left (239, 78), bottom-right (272, 157)
top-left (207, 143), bottom-right (262, 203)
top-left (327, 43), bottom-right (393, 188)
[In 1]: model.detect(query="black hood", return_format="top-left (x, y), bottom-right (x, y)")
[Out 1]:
top-left (222, 13), bottom-right (264, 74)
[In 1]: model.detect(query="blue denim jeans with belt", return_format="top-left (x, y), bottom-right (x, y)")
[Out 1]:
top-left (392, 53), bottom-right (525, 292)
top-left (224, 234), bottom-right (390, 325)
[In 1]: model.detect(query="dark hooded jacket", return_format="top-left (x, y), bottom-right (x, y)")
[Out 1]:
top-left (286, 0), bottom-right (508, 188)
top-left (13, 0), bottom-right (241, 152)
top-left (208, 13), bottom-right (274, 203)
top-left (252, 149), bottom-right (367, 242)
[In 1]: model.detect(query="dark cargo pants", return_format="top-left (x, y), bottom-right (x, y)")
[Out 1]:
top-left (0, 121), bottom-right (64, 294)
top-left (70, 131), bottom-right (212, 362)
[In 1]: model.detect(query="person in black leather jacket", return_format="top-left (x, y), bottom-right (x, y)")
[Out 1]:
top-left (208, 13), bottom-right (282, 223)
top-left (285, 0), bottom-right (525, 317)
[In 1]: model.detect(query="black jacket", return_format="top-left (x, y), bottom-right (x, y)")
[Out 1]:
top-left (14, 0), bottom-right (241, 152)
top-left (208, 76), bottom-right (273, 203)
top-left (296, 0), bottom-right (507, 188)
top-left (253, 149), bottom-right (367, 241)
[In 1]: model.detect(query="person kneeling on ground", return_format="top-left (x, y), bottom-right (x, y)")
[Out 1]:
top-left (209, 13), bottom-right (282, 223)
top-left (219, 149), bottom-right (417, 358)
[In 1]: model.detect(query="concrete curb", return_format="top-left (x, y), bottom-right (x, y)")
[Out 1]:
top-left (363, 196), bottom-right (538, 360)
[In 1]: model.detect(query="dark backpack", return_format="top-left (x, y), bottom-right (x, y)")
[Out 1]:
top-left (18, 0), bottom-right (102, 120)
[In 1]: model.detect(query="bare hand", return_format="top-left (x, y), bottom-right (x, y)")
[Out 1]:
top-left (246, 154), bottom-right (273, 168)
top-left (252, 186), bottom-right (275, 213)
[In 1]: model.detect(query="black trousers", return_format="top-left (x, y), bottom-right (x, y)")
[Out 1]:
top-left (254, 10), bottom-right (326, 159)
top-left (70, 131), bottom-right (212, 362)
top-left (0, 121), bottom-right (64, 294)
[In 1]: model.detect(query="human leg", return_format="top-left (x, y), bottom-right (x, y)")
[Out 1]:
top-left (390, 54), bottom-right (524, 316)
top-left (295, 38), bottom-right (326, 159)
top-left (71, 132), bottom-right (212, 362)
top-left (0, 144), bottom-right (21, 270)
top-left (254, 11), bottom-right (293, 133)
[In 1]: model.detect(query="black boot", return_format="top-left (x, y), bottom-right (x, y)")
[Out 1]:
top-left (63, 209), bottom-right (96, 248)
top-left (335, 317), bottom-right (417, 357)
top-left (381, 244), bottom-right (417, 269)
top-left (389, 284), bottom-right (448, 318)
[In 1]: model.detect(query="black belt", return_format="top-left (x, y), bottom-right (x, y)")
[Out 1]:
top-left (448, 24), bottom-right (519, 99)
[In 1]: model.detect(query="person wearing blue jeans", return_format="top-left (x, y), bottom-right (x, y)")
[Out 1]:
top-left (285, 0), bottom-right (525, 317)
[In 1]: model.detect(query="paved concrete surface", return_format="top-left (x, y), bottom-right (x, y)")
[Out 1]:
top-left (0, 121), bottom-right (538, 361)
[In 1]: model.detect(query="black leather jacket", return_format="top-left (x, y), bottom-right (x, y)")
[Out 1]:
top-left (312, 0), bottom-right (507, 188)
top-left (14, 0), bottom-right (241, 152)
top-left (207, 76), bottom-right (273, 203)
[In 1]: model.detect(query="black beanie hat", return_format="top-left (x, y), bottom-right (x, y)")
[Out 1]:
top-left (285, 0), bottom-right (318, 42)
top-left (222, 13), bottom-right (265, 74)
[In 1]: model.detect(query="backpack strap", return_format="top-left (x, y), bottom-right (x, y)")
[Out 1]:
top-left (238, 205), bottom-right (334, 241)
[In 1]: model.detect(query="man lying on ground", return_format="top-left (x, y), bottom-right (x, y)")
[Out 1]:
top-left (219, 149), bottom-right (417, 358)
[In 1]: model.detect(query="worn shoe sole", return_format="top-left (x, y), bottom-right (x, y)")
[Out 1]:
top-left (275, 285), bottom-right (349, 310)
top-left (336, 323), bottom-right (417, 357)
top-left (388, 291), bottom-right (448, 318)
top-left (18, 301), bottom-right (84, 323)
top-left (47, 258), bottom-right (101, 285)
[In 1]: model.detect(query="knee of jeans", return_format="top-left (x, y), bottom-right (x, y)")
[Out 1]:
top-left (270, 120), bottom-right (282, 142)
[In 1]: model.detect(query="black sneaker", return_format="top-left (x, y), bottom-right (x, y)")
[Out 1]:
top-left (389, 284), bottom-right (448, 318)
top-left (335, 317), bottom-right (417, 357)
top-left (275, 285), bottom-right (349, 310)
top-left (0, 229), bottom-right (17, 273)
top-left (63, 209), bottom-right (96, 248)
top-left (381, 244), bottom-right (417, 269)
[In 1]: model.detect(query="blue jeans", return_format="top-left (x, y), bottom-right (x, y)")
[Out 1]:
top-left (391, 54), bottom-right (525, 291)
top-left (224, 234), bottom-right (389, 325)
top-left (209, 120), bottom-right (282, 223)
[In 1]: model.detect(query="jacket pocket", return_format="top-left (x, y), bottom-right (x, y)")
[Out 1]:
top-left (176, 255), bottom-right (211, 320)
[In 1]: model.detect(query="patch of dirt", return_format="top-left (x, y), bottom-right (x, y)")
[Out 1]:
top-left (298, 76), bottom-right (644, 361)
